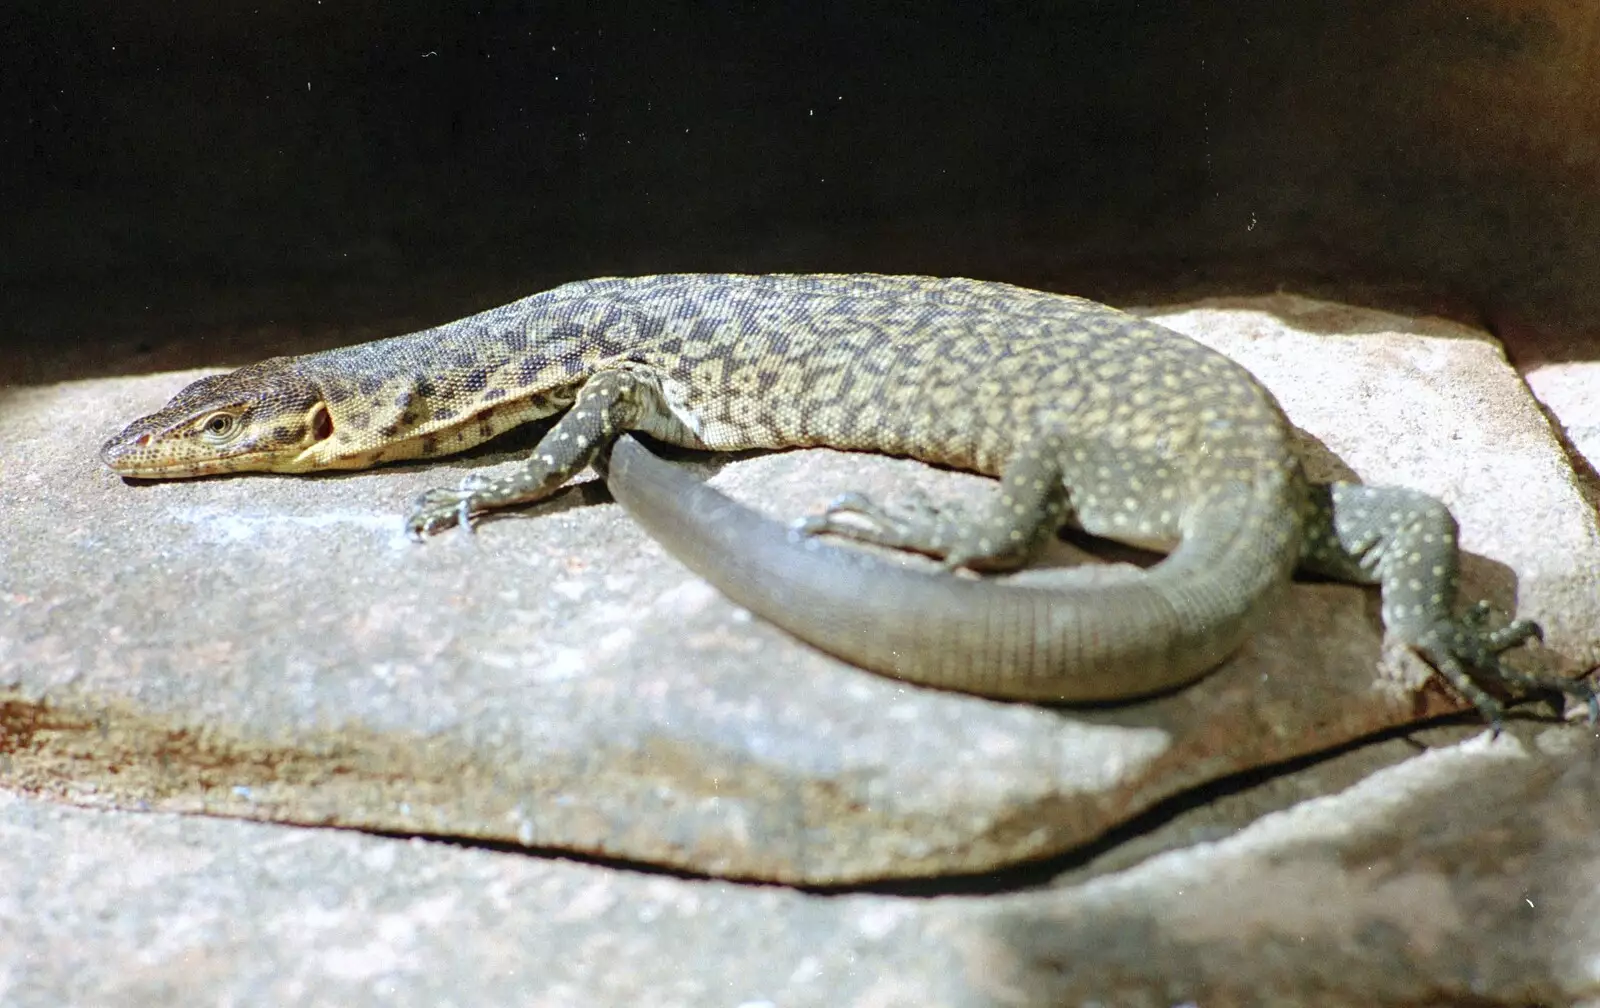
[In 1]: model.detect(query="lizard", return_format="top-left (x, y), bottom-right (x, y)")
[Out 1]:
top-left (101, 273), bottom-right (1597, 727)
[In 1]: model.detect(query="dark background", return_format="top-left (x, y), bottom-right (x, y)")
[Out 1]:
top-left (6, 1), bottom-right (1599, 384)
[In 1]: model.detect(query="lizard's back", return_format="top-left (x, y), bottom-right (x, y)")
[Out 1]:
top-left (529, 275), bottom-right (1305, 553)
top-left (533, 275), bottom-right (1309, 697)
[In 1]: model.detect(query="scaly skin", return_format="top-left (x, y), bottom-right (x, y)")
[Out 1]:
top-left (102, 274), bottom-right (1597, 721)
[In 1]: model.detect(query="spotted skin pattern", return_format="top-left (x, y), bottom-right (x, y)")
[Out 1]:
top-left (103, 274), bottom-right (1596, 724)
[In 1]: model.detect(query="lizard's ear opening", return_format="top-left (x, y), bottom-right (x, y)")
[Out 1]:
top-left (309, 403), bottom-right (334, 442)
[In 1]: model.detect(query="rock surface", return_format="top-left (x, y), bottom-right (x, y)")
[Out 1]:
top-left (4, 725), bottom-right (1598, 1006)
top-left (982, 725), bottom-right (1600, 1007)
top-left (2, 295), bottom-right (1597, 887)
top-left (3, 292), bottom-right (1599, 1002)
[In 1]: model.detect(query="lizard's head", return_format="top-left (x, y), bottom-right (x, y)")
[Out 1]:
top-left (101, 360), bottom-right (333, 478)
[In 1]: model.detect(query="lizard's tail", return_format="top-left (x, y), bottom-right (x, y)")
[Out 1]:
top-left (602, 435), bottom-right (1301, 702)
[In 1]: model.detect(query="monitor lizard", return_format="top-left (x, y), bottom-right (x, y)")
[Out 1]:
top-left (101, 273), bottom-right (1597, 727)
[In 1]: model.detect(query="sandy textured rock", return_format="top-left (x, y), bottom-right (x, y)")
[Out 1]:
top-left (0, 790), bottom-right (957, 1008)
top-left (978, 726), bottom-right (1600, 1007)
top-left (1525, 357), bottom-right (1600, 476)
top-left (2, 295), bottom-right (1596, 884)
top-left (5, 727), bottom-right (1598, 1007)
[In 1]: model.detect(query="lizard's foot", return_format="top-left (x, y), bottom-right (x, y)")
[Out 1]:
top-left (404, 474), bottom-right (497, 540)
top-left (1407, 603), bottom-right (1599, 733)
top-left (792, 489), bottom-right (972, 561)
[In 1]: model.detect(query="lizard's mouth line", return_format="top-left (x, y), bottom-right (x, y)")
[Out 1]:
top-left (107, 460), bottom-right (245, 479)
top-left (103, 448), bottom-right (282, 479)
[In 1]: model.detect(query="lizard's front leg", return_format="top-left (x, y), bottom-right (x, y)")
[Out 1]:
top-left (405, 365), bottom-right (689, 539)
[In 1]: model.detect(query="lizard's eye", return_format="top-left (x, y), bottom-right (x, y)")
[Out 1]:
top-left (201, 412), bottom-right (237, 439)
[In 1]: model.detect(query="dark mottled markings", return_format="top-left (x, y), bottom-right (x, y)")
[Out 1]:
top-left (348, 410), bottom-right (371, 430)
top-left (357, 374), bottom-right (382, 396)
top-left (270, 425), bottom-right (297, 442)
top-left (324, 384), bottom-right (355, 405)
top-left (634, 313), bottom-right (667, 345)
top-left (421, 435), bottom-right (438, 454)
top-left (753, 415), bottom-right (783, 443)
top-left (514, 359), bottom-right (542, 386)
top-left (483, 387), bottom-right (506, 401)
top-left (463, 367), bottom-right (489, 391)
top-left (687, 316), bottom-right (722, 348)
top-left (433, 407), bottom-right (457, 421)
top-left (416, 378), bottom-right (436, 398)
top-left (504, 329), bottom-right (529, 352)
top-left (856, 353), bottom-right (889, 376)
top-left (394, 391), bottom-right (414, 409)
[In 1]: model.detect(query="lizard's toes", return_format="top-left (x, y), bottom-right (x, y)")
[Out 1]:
top-left (1406, 608), bottom-right (1597, 727)
top-left (405, 487), bottom-right (475, 539)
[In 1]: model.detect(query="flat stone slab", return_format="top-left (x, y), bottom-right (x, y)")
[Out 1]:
top-left (2, 293), bottom-right (1596, 883)
top-left (979, 724), bottom-right (1600, 1007)
top-left (5, 725), bottom-right (1598, 1006)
